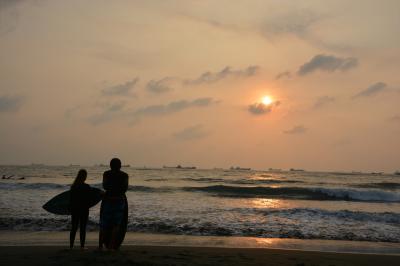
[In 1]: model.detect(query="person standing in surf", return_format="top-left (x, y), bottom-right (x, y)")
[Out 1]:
top-left (69, 169), bottom-right (91, 249)
top-left (99, 158), bottom-right (129, 250)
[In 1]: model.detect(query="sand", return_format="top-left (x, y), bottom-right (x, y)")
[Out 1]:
top-left (1, 245), bottom-right (399, 266)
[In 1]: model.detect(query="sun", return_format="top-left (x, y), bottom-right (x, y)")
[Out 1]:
top-left (261, 96), bottom-right (273, 105)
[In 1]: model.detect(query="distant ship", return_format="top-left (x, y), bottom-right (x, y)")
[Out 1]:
top-left (268, 168), bottom-right (282, 171)
top-left (163, 165), bottom-right (197, 170)
top-left (290, 168), bottom-right (305, 172)
top-left (395, 171), bottom-right (400, 176)
top-left (230, 166), bottom-right (251, 171)
top-left (30, 163), bottom-right (45, 166)
top-left (370, 172), bottom-right (383, 175)
top-left (122, 164), bottom-right (130, 167)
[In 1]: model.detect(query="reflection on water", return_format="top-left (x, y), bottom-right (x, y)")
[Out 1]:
top-left (248, 198), bottom-right (285, 209)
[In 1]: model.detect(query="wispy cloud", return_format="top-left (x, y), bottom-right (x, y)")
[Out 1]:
top-left (283, 125), bottom-right (307, 134)
top-left (101, 78), bottom-right (139, 96)
top-left (0, 0), bottom-right (25, 35)
top-left (133, 98), bottom-right (217, 117)
top-left (275, 71), bottom-right (291, 80)
top-left (0, 95), bottom-right (23, 112)
top-left (146, 77), bottom-right (173, 94)
top-left (313, 96), bottom-right (335, 109)
top-left (173, 124), bottom-right (209, 141)
top-left (262, 9), bottom-right (320, 39)
top-left (389, 115), bottom-right (400, 123)
top-left (89, 97), bottom-right (218, 125)
top-left (298, 54), bottom-right (358, 76)
top-left (88, 102), bottom-right (126, 125)
top-left (352, 82), bottom-right (387, 99)
top-left (185, 66), bottom-right (259, 85)
top-left (248, 101), bottom-right (280, 115)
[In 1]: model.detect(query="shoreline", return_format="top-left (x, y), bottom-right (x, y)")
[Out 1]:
top-left (1, 231), bottom-right (399, 255)
top-left (0, 245), bottom-right (399, 266)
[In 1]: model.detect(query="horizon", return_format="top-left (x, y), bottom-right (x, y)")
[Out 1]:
top-left (1, 1), bottom-right (399, 172)
top-left (1, 162), bottom-right (398, 174)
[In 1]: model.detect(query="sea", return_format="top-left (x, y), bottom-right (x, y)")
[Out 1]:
top-left (0, 165), bottom-right (399, 243)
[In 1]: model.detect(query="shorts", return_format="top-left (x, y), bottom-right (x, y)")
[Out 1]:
top-left (100, 198), bottom-right (126, 229)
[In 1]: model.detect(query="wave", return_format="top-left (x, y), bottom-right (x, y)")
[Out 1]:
top-left (2, 182), bottom-right (399, 203)
top-left (1, 208), bottom-right (399, 242)
top-left (0, 182), bottom-right (69, 190)
top-left (127, 185), bottom-right (173, 193)
top-left (182, 177), bottom-right (304, 185)
top-left (184, 185), bottom-right (400, 202)
top-left (353, 182), bottom-right (400, 190)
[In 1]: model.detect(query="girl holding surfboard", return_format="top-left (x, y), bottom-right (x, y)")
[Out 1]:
top-left (69, 169), bottom-right (91, 249)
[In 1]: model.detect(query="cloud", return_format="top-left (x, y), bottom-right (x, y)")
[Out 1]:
top-left (0, 95), bottom-right (23, 112)
top-left (0, 0), bottom-right (28, 35)
top-left (297, 54), bottom-right (358, 76)
top-left (352, 82), bottom-right (387, 99)
top-left (389, 115), bottom-right (400, 123)
top-left (173, 124), bottom-right (209, 141)
top-left (89, 97), bottom-right (218, 125)
top-left (275, 71), bottom-right (291, 80)
top-left (262, 10), bottom-right (320, 38)
top-left (102, 78), bottom-right (139, 96)
top-left (133, 97), bottom-right (217, 117)
top-left (146, 77), bottom-right (173, 93)
top-left (88, 102), bottom-right (125, 125)
top-left (283, 125), bottom-right (307, 134)
top-left (248, 101), bottom-right (280, 115)
top-left (185, 65), bottom-right (259, 85)
top-left (313, 96), bottom-right (335, 109)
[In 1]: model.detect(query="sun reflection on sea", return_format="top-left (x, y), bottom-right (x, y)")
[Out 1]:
top-left (247, 198), bottom-right (286, 209)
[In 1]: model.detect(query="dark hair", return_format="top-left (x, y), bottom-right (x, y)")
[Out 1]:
top-left (110, 158), bottom-right (121, 170)
top-left (71, 169), bottom-right (87, 188)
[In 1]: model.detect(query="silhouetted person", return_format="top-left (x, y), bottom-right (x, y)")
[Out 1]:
top-left (99, 158), bottom-right (129, 250)
top-left (69, 169), bottom-right (91, 249)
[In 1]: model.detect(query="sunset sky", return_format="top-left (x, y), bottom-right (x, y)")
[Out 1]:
top-left (0, 0), bottom-right (399, 172)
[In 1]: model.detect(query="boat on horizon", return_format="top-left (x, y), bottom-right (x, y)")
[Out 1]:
top-left (290, 168), bottom-right (305, 172)
top-left (230, 166), bottom-right (251, 171)
top-left (268, 168), bottom-right (282, 171)
top-left (163, 165), bottom-right (197, 170)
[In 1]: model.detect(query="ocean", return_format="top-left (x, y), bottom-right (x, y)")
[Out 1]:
top-left (0, 165), bottom-right (399, 243)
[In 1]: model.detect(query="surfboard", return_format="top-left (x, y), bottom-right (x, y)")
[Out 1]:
top-left (100, 197), bottom-right (128, 249)
top-left (42, 187), bottom-right (103, 215)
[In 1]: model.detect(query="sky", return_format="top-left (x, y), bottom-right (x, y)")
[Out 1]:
top-left (0, 0), bottom-right (399, 172)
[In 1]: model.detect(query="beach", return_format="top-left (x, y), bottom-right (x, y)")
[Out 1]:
top-left (1, 245), bottom-right (399, 266)
top-left (1, 232), bottom-right (399, 265)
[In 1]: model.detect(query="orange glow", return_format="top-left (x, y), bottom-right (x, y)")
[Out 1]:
top-left (248, 198), bottom-right (285, 208)
top-left (261, 96), bottom-right (273, 105)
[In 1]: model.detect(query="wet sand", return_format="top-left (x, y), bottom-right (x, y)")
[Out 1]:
top-left (1, 245), bottom-right (399, 266)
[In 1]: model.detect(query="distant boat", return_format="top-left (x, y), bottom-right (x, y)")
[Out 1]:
top-left (30, 163), bottom-right (44, 166)
top-left (163, 165), bottom-right (196, 170)
top-left (69, 164), bottom-right (80, 167)
top-left (122, 164), bottom-right (130, 167)
top-left (395, 171), bottom-right (400, 176)
top-left (290, 168), bottom-right (304, 172)
top-left (230, 166), bottom-right (251, 171)
top-left (370, 172), bottom-right (383, 175)
top-left (268, 168), bottom-right (282, 171)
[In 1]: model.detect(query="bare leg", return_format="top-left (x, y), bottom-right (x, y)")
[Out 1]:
top-left (98, 229), bottom-right (104, 250)
top-left (70, 213), bottom-right (79, 249)
top-left (79, 210), bottom-right (88, 248)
